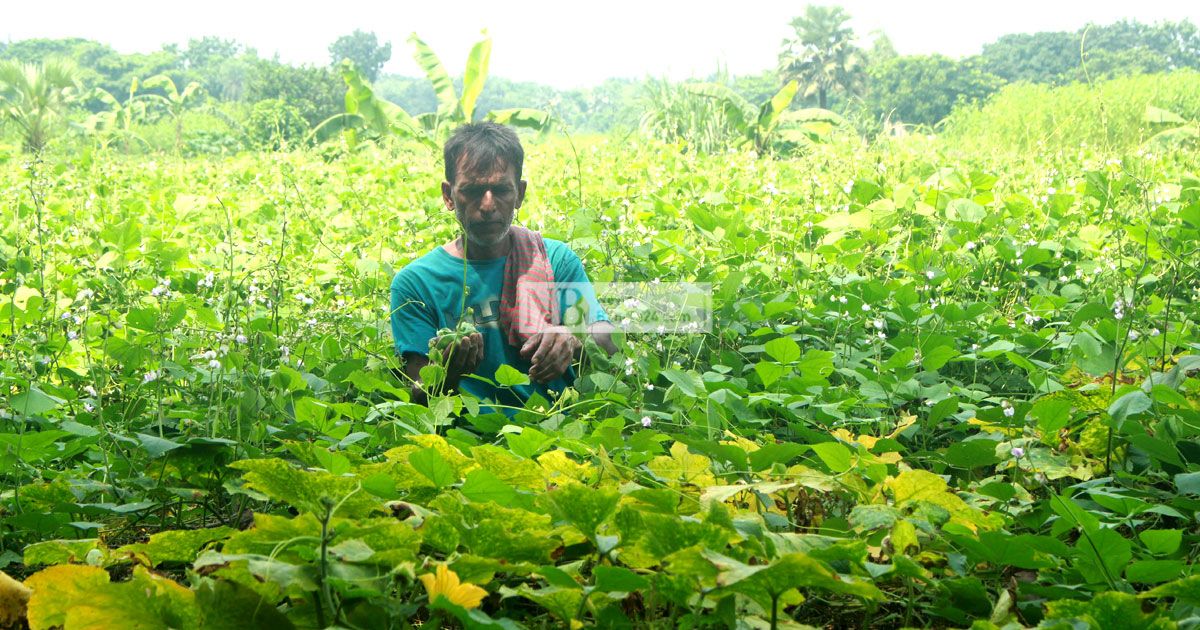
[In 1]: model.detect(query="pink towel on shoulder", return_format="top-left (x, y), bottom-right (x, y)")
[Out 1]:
top-left (500, 226), bottom-right (559, 347)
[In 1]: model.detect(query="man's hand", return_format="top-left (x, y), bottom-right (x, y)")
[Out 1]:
top-left (520, 326), bottom-right (581, 383)
top-left (431, 332), bottom-right (484, 380)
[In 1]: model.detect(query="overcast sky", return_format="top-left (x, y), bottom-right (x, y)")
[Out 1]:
top-left (5, 0), bottom-right (1198, 89)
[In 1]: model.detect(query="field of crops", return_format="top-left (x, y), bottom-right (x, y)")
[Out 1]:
top-left (1, 126), bottom-right (1198, 629)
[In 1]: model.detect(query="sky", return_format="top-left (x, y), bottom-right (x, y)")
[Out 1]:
top-left (4, 0), bottom-right (1199, 89)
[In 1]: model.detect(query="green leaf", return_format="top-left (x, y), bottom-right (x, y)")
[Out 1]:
top-left (505, 426), bottom-right (554, 459)
top-left (1139, 529), bottom-right (1182, 555)
top-left (704, 550), bottom-right (883, 606)
top-left (748, 442), bottom-right (806, 471)
top-left (409, 447), bottom-right (457, 489)
top-left (1175, 472), bottom-right (1200, 495)
top-left (195, 579), bottom-right (295, 629)
top-left (1073, 527), bottom-right (1131, 585)
top-left (494, 364), bottom-right (530, 387)
top-left (9, 386), bottom-right (63, 416)
top-left (921, 345), bottom-right (959, 371)
top-left (24, 539), bottom-right (104, 567)
top-left (753, 361), bottom-right (786, 387)
top-left (408, 33), bottom-right (458, 118)
top-left (461, 469), bottom-right (517, 507)
top-left (1108, 390), bottom-right (1152, 426)
top-left (809, 441), bottom-right (854, 473)
top-left (944, 439), bottom-right (1001, 469)
top-left (1141, 575), bottom-right (1200, 604)
top-left (849, 504), bottom-right (900, 531)
top-left (117, 527), bottom-right (235, 566)
top-left (460, 32), bottom-right (492, 122)
top-left (1126, 560), bottom-right (1185, 585)
top-left (763, 337), bottom-right (801, 364)
top-left (593, 566), bottom-right (649, 594)
top-left (231, 458), bottom-right (379, 518)
top-left (1046, 591), bottom-right (1172, 629)
top-left (136, 432), bottom-right (184, 458)
top-left (540, 484), bottom-right (620, 538)
top-left (660, 368), bottom-right (704, 398)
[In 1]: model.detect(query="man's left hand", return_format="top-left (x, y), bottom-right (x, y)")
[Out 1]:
top-left (520, 326), bottom-right (581, 384)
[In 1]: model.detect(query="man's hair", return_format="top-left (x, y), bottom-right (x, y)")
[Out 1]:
top-left (443, 122), bottom-right (524, 184)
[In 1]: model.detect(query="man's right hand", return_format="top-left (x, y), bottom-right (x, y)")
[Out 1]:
top-left (431, 331), bottom-right (484, 380)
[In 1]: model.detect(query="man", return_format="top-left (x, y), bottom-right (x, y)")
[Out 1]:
top-left (390, 122), bottom-right (616, 413)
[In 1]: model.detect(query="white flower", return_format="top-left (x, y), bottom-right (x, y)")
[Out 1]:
top-left (83, 402), bottom-right (94, 413)
top-left (208, 359), bottom-right (221, 369)
top-left (1128, 330), bottom-right (1140, 341)
top-left (641, 416), bottom-right (652, 428)
top-left (202, 350), bottom-right (217, 360)
top-left (1149, 328), bottom-right (1160, 337)
top-left (837, 296), bottom-right (848, 304)
top-left (645, 383), bottom-right (655, 391)
top-left (84, 385), bottom-right (97, 396)
top-left (67, 330), bottom-right (78, 340)
top-left (861, 303), bottom-right (870, 312)
top-left (625, 357), bottom-right (635, 367)
top-left (280, 345), bottom-right (291, 358)
top-left (1011, 447), bottom-right (1025, 458)
top-left (965, 241), bottom-right (976, 250)
top-left (236, 334), bottom-right (248, 344)
top-left (151, 285), bottom-right (167, 297)
top-left (143, 370), bottom-right (160, 383)
top-left (925, 270), bottom-right (935, 280)
top-left (873, 319), bottom-right (884, 330)
top-left (1003, 406), bottom-right (1015, 418)
top-left (1023, 313), bottom-right (1041, 326)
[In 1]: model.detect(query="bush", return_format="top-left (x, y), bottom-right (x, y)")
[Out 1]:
top-left (246, 98), bottom-right (308, 151)
top-left (941, 70), bottom-right (1200, 153)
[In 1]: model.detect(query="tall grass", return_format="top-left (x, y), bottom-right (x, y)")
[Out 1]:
top-left (941, 70), bottom-right (1200, 153)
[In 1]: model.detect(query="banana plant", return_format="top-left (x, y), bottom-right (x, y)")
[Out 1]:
top-left (684, 80), bottom-right (844, 153)
top-left (1143, 105), bottom-right (1198, 148)
top-left (141, 74), bottom-right (204, 153)
top-left (0, 58), bottom-right (81, 152)
top-left (408, 31), bottom-right (552, 140)
top-left (84, 78), bottom-right (150, 152)
top-left (316, 31), bottom-right (550, 149)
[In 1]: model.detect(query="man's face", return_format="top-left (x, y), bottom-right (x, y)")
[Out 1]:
top-left (442, 155), bottom-right (527, 251)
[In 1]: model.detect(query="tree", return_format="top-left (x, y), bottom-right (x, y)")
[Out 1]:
top-left (865, 30), bottom-right (898, 67)
top-left (0, 58), bottom-right (82, 152)
top-left (329, 30), bottom-right (392, 82)
top-left (867, 55), bottom-right (1002, 126)
top-left (778, 6), bottom-right (864, 109)
top-left (245, 60), bottom-right (344, 127)
top-left (183, 37), bottom-right (241, 71)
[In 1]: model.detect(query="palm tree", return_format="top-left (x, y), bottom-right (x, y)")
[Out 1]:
top-left (778, 6), bottom-right (864, 109)
top-left (0, 58), bottom-right (82, 152)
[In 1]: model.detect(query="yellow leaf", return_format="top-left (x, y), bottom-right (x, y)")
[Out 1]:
top-left (891, 519), bottom-right (919, 556)
top-left (23, 565), bottom-right (110, 630)
top-left (419, 564), bottom-right (488, 609)
top-left (646, 442), bottom-right (715, 488)
top-left (0, 571), bottom-right (31, 628)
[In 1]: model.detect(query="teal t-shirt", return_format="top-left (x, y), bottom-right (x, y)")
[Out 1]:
top-left (390, 238), bottom-right (607, 414)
